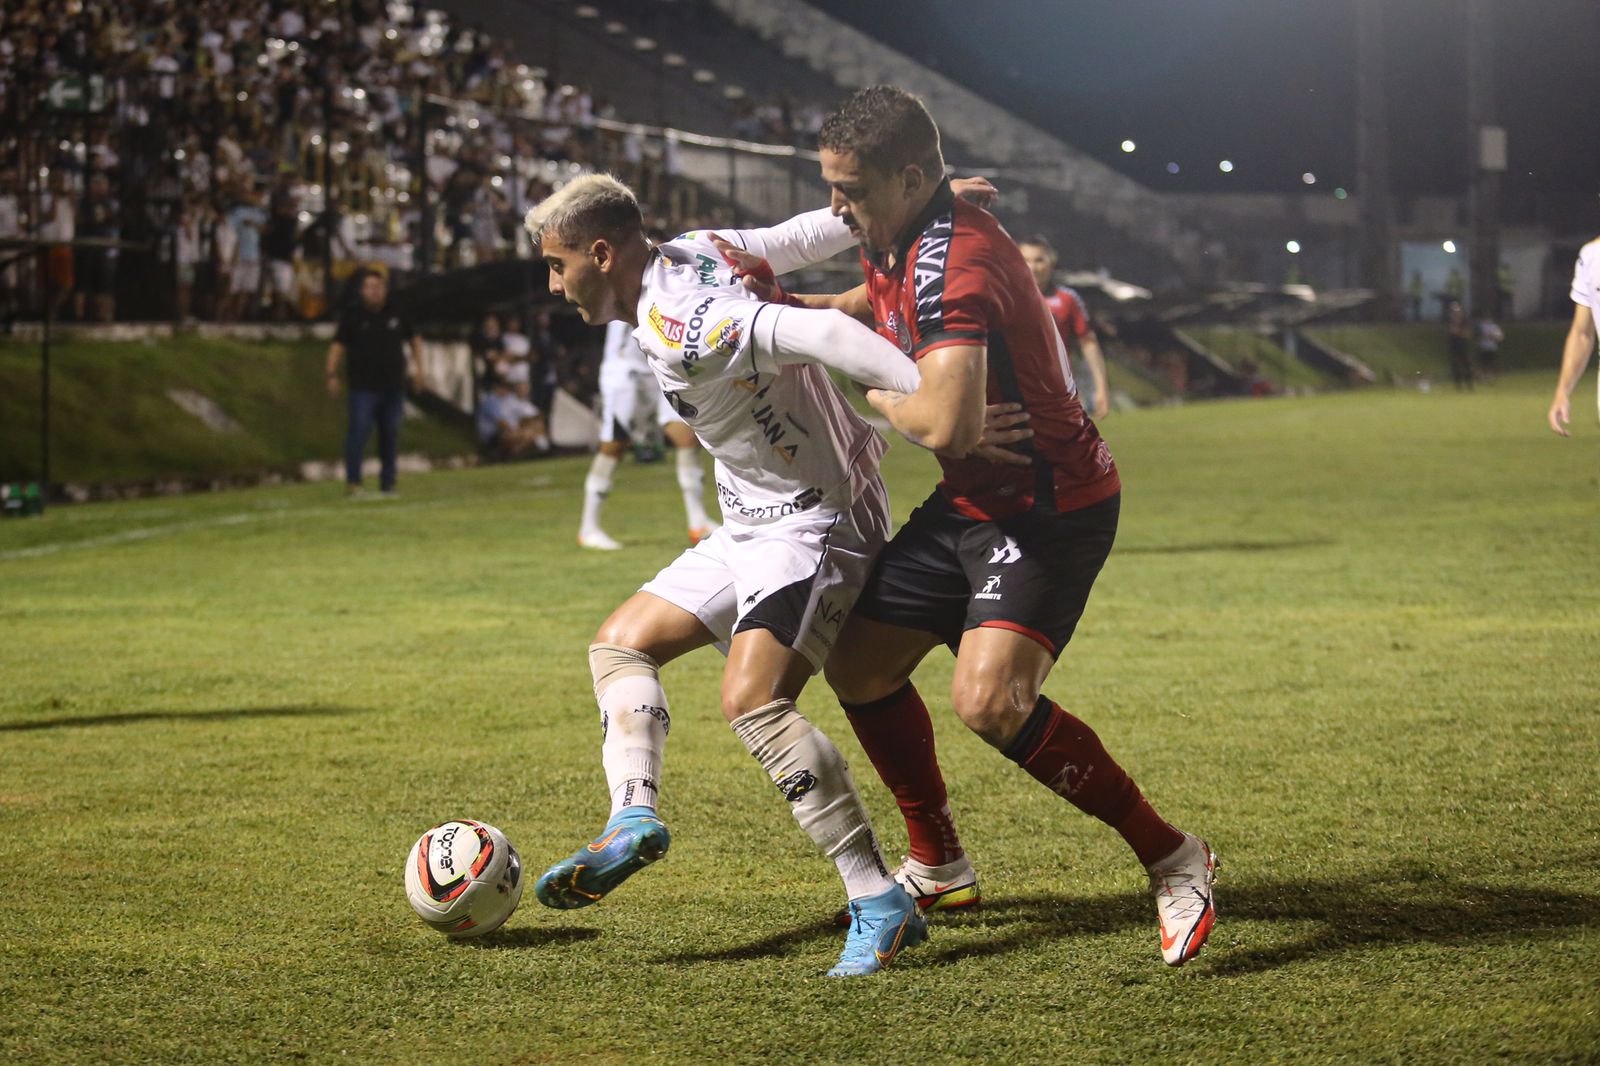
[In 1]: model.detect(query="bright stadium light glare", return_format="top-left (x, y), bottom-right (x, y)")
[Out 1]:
top-left (1120, 139), bottom-right (1136, 153)
top-left (1442, 240), bottom-right (1458, 254)
top-left (1166, 162), bottom-right (1180, 174)
top-left (1286, 240), bottom-right (1301, 254)
top-left (1334, 187), bottom-right (1349, 199)
top-left (1301, 172), bottom-right (1316, 185)
top-left (1219, 159), bottom-right (1234, 173)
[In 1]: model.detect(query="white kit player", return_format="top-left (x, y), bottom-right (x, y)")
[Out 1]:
top-left (1548, 235), bottom-right (1600, 437)
top-left (524, 174), bottom-right (941, 976)
top-left (580, 319), bottom-right (717, 550)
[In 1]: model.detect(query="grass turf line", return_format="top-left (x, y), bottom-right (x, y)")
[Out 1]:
top-left (2, 371), bottom-right (1597, 1063)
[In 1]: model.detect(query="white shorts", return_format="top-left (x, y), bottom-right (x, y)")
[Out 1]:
top-left (639, 476), bottom-right (890, 672)
top-left (230, 260), bottom-right (261, 295)
top-left (265, 259), bottom-right (294, 297)
top-left (599, 373), bottom-right (682, 444)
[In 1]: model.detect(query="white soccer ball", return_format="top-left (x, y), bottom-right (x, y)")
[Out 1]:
top-left (404, 819), bottom-right (524, 938)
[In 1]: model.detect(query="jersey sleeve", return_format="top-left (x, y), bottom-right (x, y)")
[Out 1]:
top-left (1573, 244), bottom-right (1596, 309)
top-left (912, 234), bottom-right (999, 357)
top-left (1061, 289), bottom-right (1091, 338)
top-left (715, 208), bottom-right (854, 276)
top-left (752, 303), bottom-right (921, 393)
top-left (334, 313), bottom-right (353, 346)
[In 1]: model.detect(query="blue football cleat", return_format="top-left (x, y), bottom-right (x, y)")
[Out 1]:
top-left (534, 807), bottom-right (671, 910)
top-left (828, 884), bottom-right (928, 977)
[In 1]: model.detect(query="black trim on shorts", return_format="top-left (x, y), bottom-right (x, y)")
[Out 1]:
top-left (851, 491), bottom-right (1119, 658)
top-left (732, 511), bottom-right (840, 650)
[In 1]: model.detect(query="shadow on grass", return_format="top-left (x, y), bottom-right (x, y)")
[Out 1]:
top-left (657, 866), bottom-right (1597, 974)
top-left (0, 704), bottom-right (366, 732)
top-left (654, 918), bottom-right (840, 965)
top-left (455, 926), bottom-right (601, 950)
top-left (1118, 537), bottom-right (1335, 556)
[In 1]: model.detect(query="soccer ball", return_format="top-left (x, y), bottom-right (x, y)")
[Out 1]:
top-left (404, 820), bottom-right (524, 938)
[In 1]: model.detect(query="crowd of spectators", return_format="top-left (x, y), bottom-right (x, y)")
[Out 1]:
top-left (0, 0), bottom-right (728, 326)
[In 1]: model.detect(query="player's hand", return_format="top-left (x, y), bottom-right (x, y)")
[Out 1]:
top-left (326, 375), bottom-right (341, 398)
top-left (945, 402), bottom-right (1031, 466)
top-left (1093, 392), bottom-right (1111, 420)
top-left (951, 176), bottom-right (999, 209)
top-left (1548, 392), bottom-right (1572, 436)
top-left (708, 234), bottom-right (797, 305)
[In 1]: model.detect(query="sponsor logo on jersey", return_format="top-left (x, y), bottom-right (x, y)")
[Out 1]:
top-left (706, 317), bottom-right (743, 356)
top-left (694, 253), bottom-right (719, 287)
top-left (974, 574), bottom-right (1003, 601)
top-left (886, 310), bottom-right (913, 354)
top-left (911, 212), bottom-right (954, 334)
top-left (773, 442), bottom-right (798, 464)
top-left (648, 305), bottom-right (685, 347)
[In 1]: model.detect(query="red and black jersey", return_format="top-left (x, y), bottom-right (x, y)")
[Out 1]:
top-left (860, 183), bottom-right (1119, 520)
top-left (1044, 285), bottom-right (1090, 342)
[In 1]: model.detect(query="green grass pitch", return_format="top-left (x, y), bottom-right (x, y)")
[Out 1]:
top-left (2, 371), bottom-right (1597, 1063)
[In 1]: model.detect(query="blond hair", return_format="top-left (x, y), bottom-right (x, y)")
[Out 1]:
top-left (524, 173), bottom-right (643, 247)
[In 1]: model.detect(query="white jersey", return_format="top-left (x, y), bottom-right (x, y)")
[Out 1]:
top-left (1572, 238), bottom-right (1600, 315)
top-left (630, 210), bottom-right (898, 524)
top-left (600, 319), bottom-right (652, 392)
top-left (1573, 238), bottom-right (1600, 417)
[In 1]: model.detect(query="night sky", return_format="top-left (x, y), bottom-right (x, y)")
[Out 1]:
top-left (804, 0), bottom-right (1600, 230)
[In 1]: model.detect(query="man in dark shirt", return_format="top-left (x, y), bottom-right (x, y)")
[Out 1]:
top-left (325, 271), bottom-right (423, 496)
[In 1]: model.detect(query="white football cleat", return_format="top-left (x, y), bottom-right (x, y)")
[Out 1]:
top-left (832, 854), bottom-right (980, 927)
top-left (1148, 832), bottom-right (1218, 966)
top-left (577, 530), bottom-right (624, 551)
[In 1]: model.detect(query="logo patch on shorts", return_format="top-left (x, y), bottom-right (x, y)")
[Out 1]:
top-left (988, 537), bottom-right (1022, 564)
top-left (975, 575), bottom-right (1003, 601)
top-left (648, 305), bottom-right (685, 347)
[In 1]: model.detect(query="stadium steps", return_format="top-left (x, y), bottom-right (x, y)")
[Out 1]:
top-left (1293, 330), bottom-right (1378, 386)
top-left (707, 0), bottom-right (1214, 283)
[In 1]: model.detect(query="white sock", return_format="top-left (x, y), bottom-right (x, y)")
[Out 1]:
top-left (597, 673), bottom-right (669, 815)
top-left (582, 452), bottom-right (619, 536)
top-left (731, 699), bottom-right (895, 901)
top-left (675, 448), bottom-right (712, 529)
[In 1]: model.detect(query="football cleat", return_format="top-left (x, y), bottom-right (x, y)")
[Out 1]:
top-left (578, 530), bottom-right (624, 551)
top-left (534, 807), bottom-right (670, 910)
top-left (688, 524), bottom-right (719, 545)
top-left (832, 854), bottom-right (980, 928)
top-left (827, 884), bottom-right (928, 977)
top-left (1148, 832), bottom-right (1218, 966)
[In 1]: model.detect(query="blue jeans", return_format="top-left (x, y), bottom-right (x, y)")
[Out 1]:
top-left (345, 389), bottom-right (404, 490)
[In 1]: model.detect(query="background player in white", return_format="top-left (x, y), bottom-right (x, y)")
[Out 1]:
top-left (524, 174), bottom-right (939, 976)
top-left (579, 318), bottom-right (717, 551)
top-left (1547, 236), bottom-right (1599, 436)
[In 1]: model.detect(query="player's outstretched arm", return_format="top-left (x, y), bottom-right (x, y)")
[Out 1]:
top-left (717, 178), bottom-right (1000, 277)
top-left (718, 208), bottom-right (854, 277)
top-left (865, 344), bottom-right (987, 455)
top-left (761, 303), bottom-right (921, 393)
top-left (1549, 304), bottom-right (1596, 436)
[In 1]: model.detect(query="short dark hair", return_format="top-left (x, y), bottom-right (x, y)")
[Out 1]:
top-left (818, 86), bottom-right (944, 178)
top-left (1019, 235), bottom-right (1058, 261)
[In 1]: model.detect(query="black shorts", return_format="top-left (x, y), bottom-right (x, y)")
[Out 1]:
top-left (853, 490), bottom-right (1119, 657)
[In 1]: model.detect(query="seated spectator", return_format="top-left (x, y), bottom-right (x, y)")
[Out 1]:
top-left (477, 374), bottom-right (551, 460)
